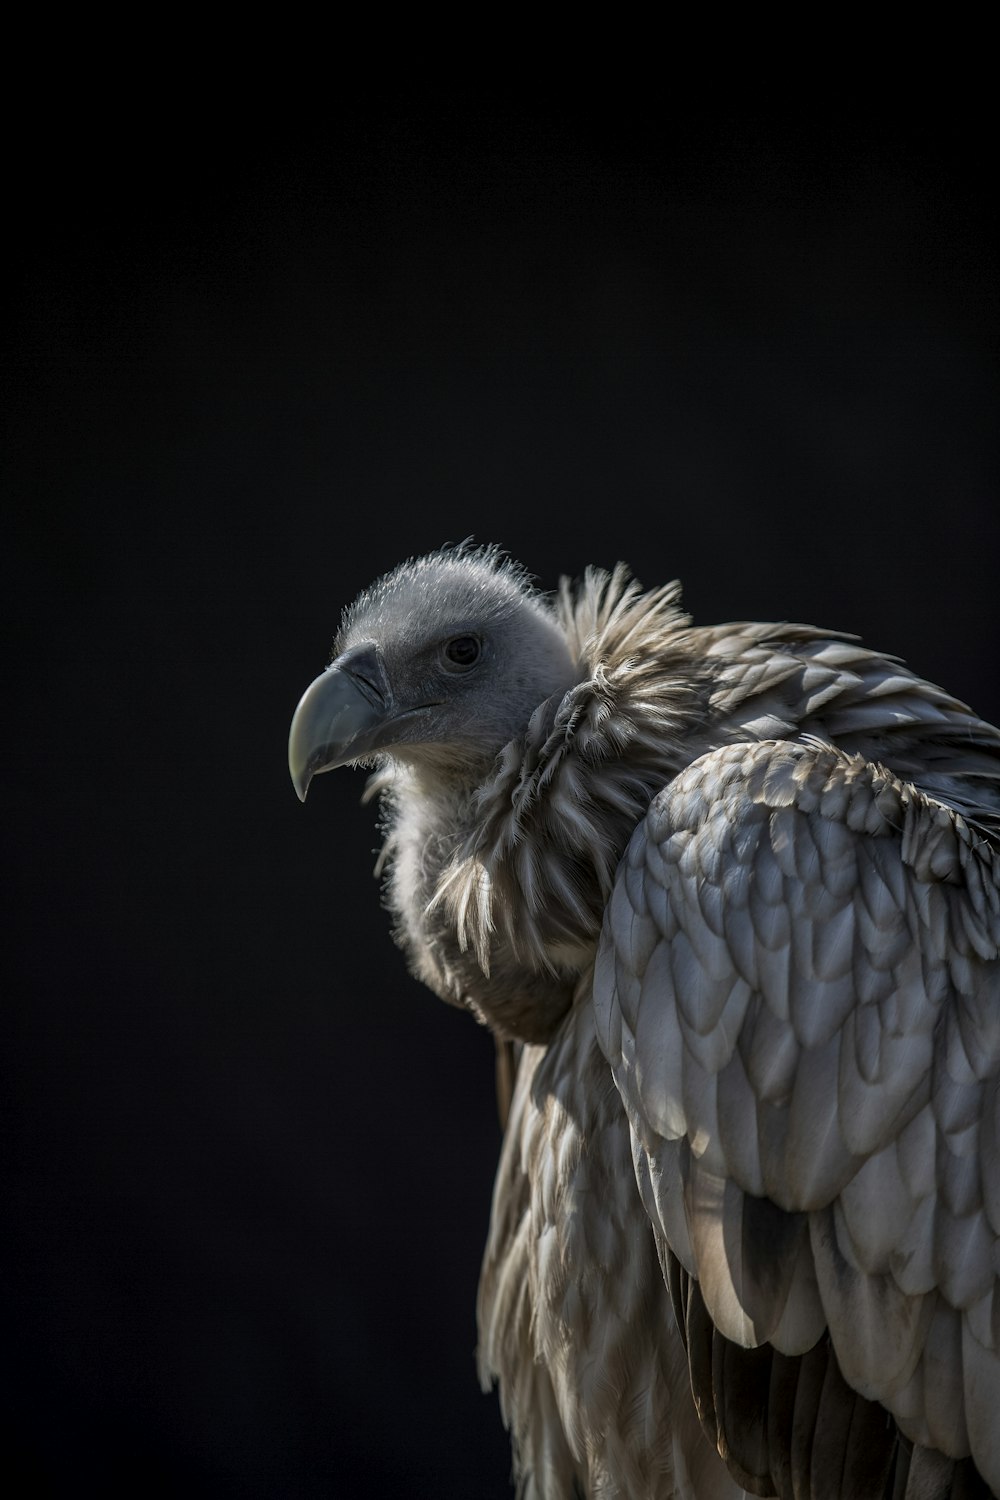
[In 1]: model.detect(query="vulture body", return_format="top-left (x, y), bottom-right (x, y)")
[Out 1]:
top-left (288, 547), bottom-right (1000, 1499)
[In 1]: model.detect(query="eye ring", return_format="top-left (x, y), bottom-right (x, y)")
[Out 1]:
top-left (442, 635), bottom-right (482, 671)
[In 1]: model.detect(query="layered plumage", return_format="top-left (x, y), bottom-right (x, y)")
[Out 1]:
top-left (288, 546), bottom-right (1000, 1498)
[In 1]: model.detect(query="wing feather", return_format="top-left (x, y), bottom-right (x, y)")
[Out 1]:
top-left (596, 738), bottom-right (1000, 1492)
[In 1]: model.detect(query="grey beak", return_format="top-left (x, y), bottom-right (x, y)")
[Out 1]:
top-left (288, 642), bottom-right (392, 801)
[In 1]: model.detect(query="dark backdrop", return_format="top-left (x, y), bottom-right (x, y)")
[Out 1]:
top-left (6, 111), bottom-right (998, 1497)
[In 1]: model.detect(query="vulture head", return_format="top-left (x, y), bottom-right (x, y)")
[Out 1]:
top-left (288, 547), bottom-right (579, 799)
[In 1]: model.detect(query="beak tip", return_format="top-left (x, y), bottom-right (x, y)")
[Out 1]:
top-left (289, 762), bottom-right (311, 803)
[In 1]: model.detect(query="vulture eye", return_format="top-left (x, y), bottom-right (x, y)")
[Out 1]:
top-left (442, 635), bottom-right (481, 671)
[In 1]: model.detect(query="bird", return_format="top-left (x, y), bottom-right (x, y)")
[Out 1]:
top-left (288, 544), bottom-right (1000, 1499)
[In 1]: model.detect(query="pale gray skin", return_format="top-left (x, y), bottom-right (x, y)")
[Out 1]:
top-left (290, 546), bottom-right (1000, 1499)
top-left (292, 548), bottom-right (578, 785)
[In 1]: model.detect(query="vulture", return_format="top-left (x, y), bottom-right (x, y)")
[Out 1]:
top-left (288, 545), bottom-right (1000, 1500)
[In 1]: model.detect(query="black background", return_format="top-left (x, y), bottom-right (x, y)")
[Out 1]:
top-left (6, 108), bottom-right (998, 1496)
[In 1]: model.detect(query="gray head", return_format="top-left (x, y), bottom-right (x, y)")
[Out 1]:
top-left (288, 546), bottom-right (579, 799)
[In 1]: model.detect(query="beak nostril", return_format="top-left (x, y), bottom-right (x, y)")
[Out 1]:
top-left (348, 667), bottom-right (384, 707)
top-left (335, 642), bottom-right (391, 711)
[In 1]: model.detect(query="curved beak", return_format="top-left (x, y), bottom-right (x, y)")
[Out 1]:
top-left (288, 642), bottom-right (394, 802)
